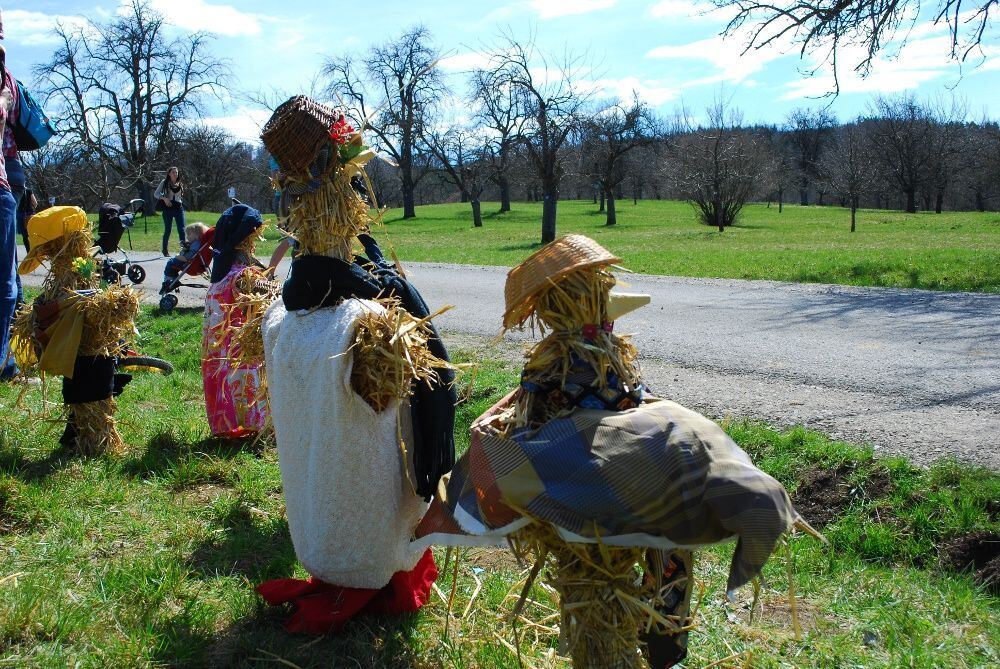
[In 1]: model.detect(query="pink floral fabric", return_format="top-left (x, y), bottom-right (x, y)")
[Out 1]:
top-left (202, 264), bottom-right (267, 437)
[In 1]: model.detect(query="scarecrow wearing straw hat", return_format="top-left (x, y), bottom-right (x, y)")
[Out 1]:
top-left (253, 96), bottom-right (455, 633)
top-left (415, 235), bottom-right (821, 668)
top-left (11, 206), bottom-right (139, 454)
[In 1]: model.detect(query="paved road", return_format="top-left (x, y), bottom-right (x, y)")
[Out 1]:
top-left (23, 253), bottom-right (1000, 469)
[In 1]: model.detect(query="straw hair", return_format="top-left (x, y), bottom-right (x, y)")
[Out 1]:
top-left (285, 169), bottom-right (370, 259)
top-left (262, 96), bottom-right (342, 176)
top-left (504, 235), bottom-right (620, 330)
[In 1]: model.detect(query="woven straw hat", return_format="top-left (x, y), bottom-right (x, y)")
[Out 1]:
top-left (261, 96), bottom-right (342, 174)
top-left (503, 234), bottom-right (621, 329)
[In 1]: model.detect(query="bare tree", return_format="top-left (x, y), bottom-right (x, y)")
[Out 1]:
top-left (716, 1), bottom-right (998, 93)
top-left (785, 108), bottom-right (835, 205)
top-left (584, 94), bottom-right (660, 226)
top-left (471, 68), bottom-right (519, 213)
top-left (922, 99), bottom-right (968, 213)
top-left (866, 95), bottom-right (936, 213)
top-left (820, 122), bottom-right (876, 231)
top-left (324, 26), bottom-right (443, 219)
top-left (671, 100), bottom-right (765, 232)
top-left (34, 0), bottom-right (229, 211)
top-left (486, 34), bottom-right (590, 243)
top-left (423, 123), bottom-right (489, 227)
top-left (175, 125), bottom-right (260, 211)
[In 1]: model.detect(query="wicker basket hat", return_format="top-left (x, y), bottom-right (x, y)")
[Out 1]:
top-left (261, 96), bottom-right (343, 174)
top-left (503, 235), bottom-right (621, 329)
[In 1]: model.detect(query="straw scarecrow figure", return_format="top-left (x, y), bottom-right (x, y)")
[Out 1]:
top-left (11, 206), bottom-right (139, 455)
top-left (415, 235), bottom-right (821, 668)
top-left (255, 96), bottom-right (456, 633)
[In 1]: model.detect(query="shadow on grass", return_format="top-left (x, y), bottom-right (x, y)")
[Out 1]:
top-left (153, 305), bottom-right (204, 317)
top-left (0, 439), bottom-right (89, 483)
top-left (188, 502), bottom-right (297, 581)
top-left (120, 431), bottom-right (269, 480)
top-left (202, 607), bottom-right (427, 669)
top-left (499, 241), bottom-right (543, 252)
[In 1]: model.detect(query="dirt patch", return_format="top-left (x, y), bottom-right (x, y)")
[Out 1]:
top-left (463, 546), bottom-right (523, 573)
top-left (939, 531), bottom-right (1000, 595)
top-left (177, 483), bottom-right (231, 506)
top-left (791, 464), bottom-right (893, 528)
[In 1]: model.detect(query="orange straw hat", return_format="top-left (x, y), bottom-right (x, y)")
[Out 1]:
top-left (503, 234), bottom-right (621, 329)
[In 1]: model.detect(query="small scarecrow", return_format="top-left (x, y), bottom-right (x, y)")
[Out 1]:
top-left (11, 206), bottom-right (139, 455)
top-left (201, 203), bottom-right (277, 438)
top-left (254, 96), bottom-right (455, 633)
top-left (415, 235), bottom-right (820, 668)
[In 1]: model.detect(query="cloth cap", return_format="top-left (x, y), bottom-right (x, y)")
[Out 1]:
top-left (209, 203), bottom-right (264, 283)
top-left (18, 206), bottom-right (90, 274)
top-left (503, 234), bottom-right (621, 329)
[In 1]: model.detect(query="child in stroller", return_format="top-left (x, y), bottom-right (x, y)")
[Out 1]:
top-left (159, 222), bottom-right (213, 295)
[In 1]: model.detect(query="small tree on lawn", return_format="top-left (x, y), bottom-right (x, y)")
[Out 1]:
top-left (672, 100), bottom-right (764, 231)
top-left (820, 122), bottom-right (875, 232)
top-left (583, 94), bottom-right (660, 226)
top-left (423, 123), bottom-right (489, 227)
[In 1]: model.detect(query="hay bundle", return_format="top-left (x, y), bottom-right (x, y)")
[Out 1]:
top-left (285, 170), bottom-right (371, 259)
top-left (39, 230), bottom-right (98, 299)
top-left (514, 267), bottom-right (642, 430)
top-left (511, 523), bottom-right (692, 669)
top-left (349, 299), bottom-right (453, 412)
top-left (225, 267), bottom-right (281, 368)
top-left (78, 285), bottom-right (140, 357)
top-left (68, 399), bottom-right (125, 456)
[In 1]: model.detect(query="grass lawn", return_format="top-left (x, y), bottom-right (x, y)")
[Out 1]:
top-left (1, 306), bottom-right (997, 667)
top-left (110, 200), bottom-right (1000, 292)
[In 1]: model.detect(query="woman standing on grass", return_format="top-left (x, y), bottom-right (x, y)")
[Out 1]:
top-left (201, 203), bottom-right (273, 438)
top-left (155, 166), bottom-right (184, 256)
top-left (0, 26), bottom-right (21, 382)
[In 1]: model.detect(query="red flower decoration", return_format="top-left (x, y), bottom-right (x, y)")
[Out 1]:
top-left (329, 116), bottom-right (356, 146)
top-left (582, 324), bottom-right (599, 340)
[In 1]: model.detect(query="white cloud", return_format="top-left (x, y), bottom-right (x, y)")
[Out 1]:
top-left (647, 33), bottom-right (794, 86)
top-left (591, 76), bottom-right (679, 105)
top-left (439, 52), bottom-right (492, 72)
top-left (782, 36), bottom-right (958, 98)
top-left (530, 0), bottom-right (617, 20)
top-left (138, 0), bottom-right (264, 37)
top-left (200, 107), bottom-right (271, 142)
top-left (3, 9), bottom-right (88, 46)
top-left (649, 0), bottom-right (734, 21)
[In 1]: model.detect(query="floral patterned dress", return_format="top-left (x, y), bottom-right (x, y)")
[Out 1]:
top-left (202, 264), bottom-right (267, 437)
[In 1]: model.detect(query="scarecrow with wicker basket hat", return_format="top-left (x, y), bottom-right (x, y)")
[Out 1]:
top-left (415, 234), bottom-right (821, 668)
top-left (253, 96), bottom-right (455, 633)
top-left (10, 206), bottom-right (139, 454)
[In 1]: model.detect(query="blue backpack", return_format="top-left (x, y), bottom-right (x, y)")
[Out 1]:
top-left (10, 80), bottom-right (55, 151)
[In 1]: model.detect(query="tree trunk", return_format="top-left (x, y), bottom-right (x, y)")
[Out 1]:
top-left (592, 187), bottom-right (597, 205)
top-left (498, 176), bottom-right (511, 212)
top-left (599, 188), bottom-right (605, 212)
top-left (401, 167), bottom-right (416, 219)
top-left (975, 188), bottom-right (986, 212)
top-left (905, 187), bottom-right (916, 213)
top-left (541, 189), bottom-right (558, 243)
top-left (850, 197), bottom-right (857, 232)
top-left (471, 199), bottom-right (483, 228)
top-left (715, 198), bottom-right (724, 233)
top-left (799, 188), bottom-right (809, 206)
top-left (606, 191), bottom-right (617, 226)
top-left (460, 190), bottom-right (469, 203)
top-left (778, 188), bottom-right (784, 214)
top-left (934, 189), bottom-right (944, 214)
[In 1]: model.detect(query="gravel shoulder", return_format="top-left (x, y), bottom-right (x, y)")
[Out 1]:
top-left (22, 254), bottom-right (1000, 469)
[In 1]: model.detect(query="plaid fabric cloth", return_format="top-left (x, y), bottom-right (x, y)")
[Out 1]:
top-left (415, 394), bottom-right (801, 593)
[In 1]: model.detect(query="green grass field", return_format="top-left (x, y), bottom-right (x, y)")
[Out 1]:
top-left (114, 200), bottom-right (1000, 292)
top-left (1, 306), bottom-right (997, 667)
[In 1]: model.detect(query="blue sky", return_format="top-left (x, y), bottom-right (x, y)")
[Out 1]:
top-left (5, 0), bottom-right (998, 141)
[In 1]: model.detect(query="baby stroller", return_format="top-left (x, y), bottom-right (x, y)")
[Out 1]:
top-left (95, 199), bottom-right (150, 285)
top-left (158, 226), bottom-right (216, 312)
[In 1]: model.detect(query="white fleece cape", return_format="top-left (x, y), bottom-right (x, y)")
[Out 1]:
top-left (262, 297), bottom-right (428, 589)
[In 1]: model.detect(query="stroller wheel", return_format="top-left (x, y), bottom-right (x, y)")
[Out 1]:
top-left (159, 293), bottom-right (179, 312)
top-left (127, 264), bottom-right (146, 284)
top-left (102, 263), bottom-right (122, 284)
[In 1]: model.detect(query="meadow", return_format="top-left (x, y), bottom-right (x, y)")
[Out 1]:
top-left (0, 305), bottom-right (997, 668)
top-left (114, 199), bottom-right (1000, 293)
